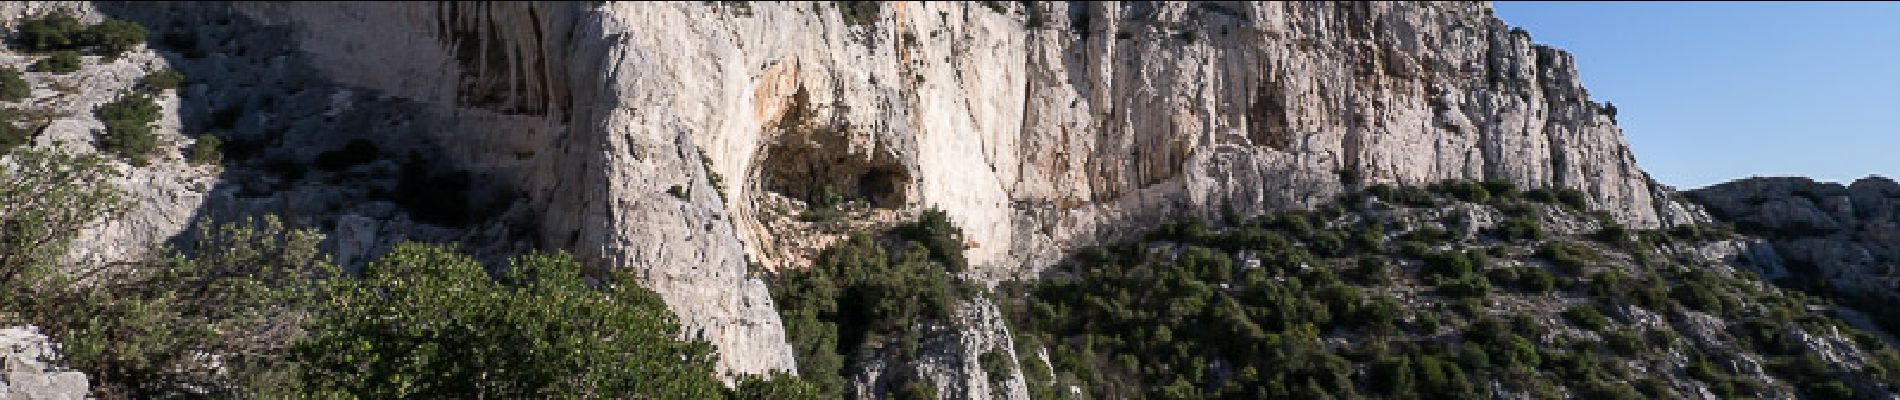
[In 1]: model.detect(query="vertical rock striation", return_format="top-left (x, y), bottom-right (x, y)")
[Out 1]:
top-left (33, 0), bottom-right (1701, 387)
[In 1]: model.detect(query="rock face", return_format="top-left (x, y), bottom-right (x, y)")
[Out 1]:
top-left (621, 1), bottom-right (1698, 281)
top-left (14, 0), bottom-right (1706, 389)
top-left (1689, 176), bottom-right (1900, 317)
top-left (852, 297), bottom-right (1030, 400)
top-left (0, 326), bottom-right (89, 400)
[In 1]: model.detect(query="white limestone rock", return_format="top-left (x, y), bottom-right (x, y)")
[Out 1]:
top-left (0, 326), bottom-right (89, 400)
top-left (11, 1), bottom-right (1713, 385)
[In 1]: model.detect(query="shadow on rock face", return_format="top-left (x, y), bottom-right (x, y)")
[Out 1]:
top-left (93, 2), bottom-right (539, 270)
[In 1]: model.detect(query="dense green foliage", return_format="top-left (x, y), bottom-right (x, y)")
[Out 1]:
top-left (11, 216), bottom-right (327, 397)
top-left (94, 92), bottom-right (162, 165)
top-left (138, 68), bottom-right (185, 92)
top-left (0, 67), bottom-right (29, 101)
top-left (1000, 180), bottom-right (1900, 399)
top-left (768, 209), bottom-right (972, 398)
top-left (85, 19), bottom-right (146, 59)
top-left (13, 11), bottom-right (148, 59)
top-left (0, 108), bottom-right (30, 152)
top-left (0, 149), bottom-right (125, 283)
top-left (15, 12), bottom-right (87, 52)
top-left (294, 244), bottom-right (732, 398)
top-left (188, 134), bottom-right (222, 165)
top-left (30, 50), bottom-right (83, 73)
top-left (0, 149), bottom-right (809, 398)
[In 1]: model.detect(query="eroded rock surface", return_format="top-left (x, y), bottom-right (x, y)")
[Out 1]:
top-left (0, 327), bottom-right (89, 400)
top-left (9, 1), bottom-right (1712, 388)
top-left (1690, 176), bottom-right (1900, 326)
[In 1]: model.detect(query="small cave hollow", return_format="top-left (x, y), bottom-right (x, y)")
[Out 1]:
top-left (756, 134), bottom-right (910, 210)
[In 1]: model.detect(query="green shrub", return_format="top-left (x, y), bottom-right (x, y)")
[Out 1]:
top-left (94, 92), bottom-right (162, 165)
top-left (770, 215), bottom-right (967, 398)
top-left (732, 372), bottom-right (822, 399)
top-left (1436, 275), bottom-right (1492, 298)
top-left (1431, 180), bottom-right (1491, 203)
top-left (1402, 226), bottom-right (1457, 244)
top-left (1359, 295), bottom-right (1405, 334)
top-left (1667, 224), bottom-right (1733, 242)
top-left (0, 67), bottom-right (29, 101)
top-left (86, 19), bottom-right (146, 59)
top-left (1399, 240), bottom-right (1432, 258)
top-left (1421, 250), bottom-right (1478, 279)
top-left (1481, 180), bottom-right (1519, 199)
top-left (1606, 329), bottom-right (1645, 356)
top-left (1539, 241), bottom-right (1602, 276)
top-left (30, 50), bottom-right (83, 73)
top-left (903, 208), bottom-right (968, 271)
top-left (1556, 188), bottom-right (1590, 210)
top-left (295, 243), bottom-right (731, 398)
top-left (1593, 223), bottom-right (1631, 245)
top-left (1369, 184), bottom-right (1436, 207)
top-left (1309, 230), bottom-right (1347, 257)
top-left (1369, 357), bottom-right (1414, 394)
top-left (1672, 281), bottom-right (1725, 314)
top-left (187, 134), bottom-right (221, 165)
top-left (1352, 222), bottom-right (1386, 253)
top-left (1493, 216), bottom-right (1544, 242)
top-left (980, 350), bottom-right (1013, 384)
top-left (1524, 188), bottom-right (1558, 203)
top-left (0, 108), bottom-right (29, 151)
top-left (1350, 256), bottom-right (1391, 285)
top-left (0, 149), bottom-right (126, 282)
top-left (1414, 355), bottom-right (1478, 398)
top-left (138, 68), bottom-right (185, 92)
top-left (14, 12), bottom-right (147, 59)
top-left (1563, 305), bottom-right (1610, 331)
top-left (15, 12), bottom-right (85, 52)
top-left (1518, 267), bottom-right (1557, 293)
top-left (10, 216), bottom-right (320, 397)
top-left (894, 382), bottom-right (937, 400)
top-left (1804, 380), bottom-right (1854, 400)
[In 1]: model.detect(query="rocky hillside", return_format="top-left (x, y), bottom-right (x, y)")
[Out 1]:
top-left (8, 1), bottom-right (1883, 399)
top-left (997, 181), bottom-right (1900, 399)
top-left (1689, 177), bottom-right (1900, 340)
top-left (1, 1), bottom-right (1702, 378)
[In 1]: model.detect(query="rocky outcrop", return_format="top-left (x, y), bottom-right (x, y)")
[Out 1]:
top-left (13, 0), bottom-right (1709, 388)
top-left (910, 298), bottom-right (1031, 400)
top-left (0, 326), bottom-right (89, 400)
top-left (1689, 176), bottom-right (1900, 324)
top-left (0, 2), bottom-right (209, 266)
top-left (625, 2), bottom-right (1698, 282)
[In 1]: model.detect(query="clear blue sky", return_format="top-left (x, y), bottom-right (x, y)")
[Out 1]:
top-left (1492, 2), bottom-right (1900, 189)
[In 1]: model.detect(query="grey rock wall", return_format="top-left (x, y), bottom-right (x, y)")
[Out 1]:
top-left (9, 1), bottom-right (1706, 388)
top-left (0, 327), bottom-right (89, 400)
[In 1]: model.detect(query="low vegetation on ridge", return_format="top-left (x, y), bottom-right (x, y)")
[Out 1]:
top-left (0, 147), bottom-right (813, 399)
top-left (998, 181), bottom-right (1899, 399)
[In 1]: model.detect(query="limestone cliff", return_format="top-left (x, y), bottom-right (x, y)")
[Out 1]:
top-left (16, 0), bottom-right (1704, 391)
top-left (609, 1), bottom-right (1698, 281)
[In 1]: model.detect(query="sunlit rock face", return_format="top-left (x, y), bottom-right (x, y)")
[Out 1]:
top-left (21, 1), bottom-right (1696, 389)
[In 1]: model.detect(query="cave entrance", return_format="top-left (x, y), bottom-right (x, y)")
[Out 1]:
top-left (756, 134), bottom-right (910, 210)
top-left (856, 167), bottom-right (905, 208)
